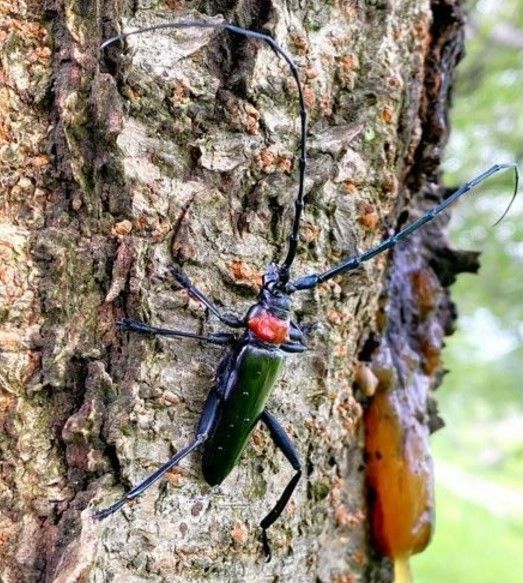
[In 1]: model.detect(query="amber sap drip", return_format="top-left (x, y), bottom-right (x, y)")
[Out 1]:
top-left (365, 384), bottom-right (435, 579)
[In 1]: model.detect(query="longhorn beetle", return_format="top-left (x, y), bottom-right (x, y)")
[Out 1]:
top-left (96, 20), bottom-right (519, 558)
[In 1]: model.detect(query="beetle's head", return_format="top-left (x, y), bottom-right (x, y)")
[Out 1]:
top-left (259, 264), bottom-right (291, 317)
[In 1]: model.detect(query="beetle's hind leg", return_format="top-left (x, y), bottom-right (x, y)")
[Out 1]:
top-left (259, 410), bottom-right (302, 561)
top-left (93, 392), bottom-right (220, 520)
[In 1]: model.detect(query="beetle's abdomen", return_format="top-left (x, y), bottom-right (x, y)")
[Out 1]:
top-left (202, 345), bottom-right (284, 485)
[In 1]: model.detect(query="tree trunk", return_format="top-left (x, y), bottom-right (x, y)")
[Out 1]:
top-left (0, 1), bottom-right (470, 581)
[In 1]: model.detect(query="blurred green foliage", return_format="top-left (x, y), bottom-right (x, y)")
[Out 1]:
top-left (412, 485), bottom-right (523, 582)
top-left (412, 0), bottom-right (523, 580)
top-left (438, 0), bottom-right (523, 484)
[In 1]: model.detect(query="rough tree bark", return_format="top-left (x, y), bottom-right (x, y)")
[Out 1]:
top-left (0, 1), bottom-right (473, 581)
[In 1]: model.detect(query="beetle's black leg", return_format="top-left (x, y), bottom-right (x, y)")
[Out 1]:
top-left (283, 321), bottom-right (316, 351)
top-left (118, 318), bottom-right (236, 345)
top-left (280, 342), bottom-right (307, 353)
top-left (171, 266), bottom-right (245, 328)
top-left (259, 410), bottom-right (302, 561)
top-left (289, 321), bottom-right (316, 342)
top-left (93, 392), bottom-right (220, 520)
top-left (289, 321), bottom-right (305, 342)
top-left (288, 163), bottom-right (519, 292)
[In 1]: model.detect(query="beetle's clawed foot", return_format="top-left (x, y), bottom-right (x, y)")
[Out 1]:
top-left (93, 498), bottom-right (127, 521)
top-left (300, 321), bottom-right (318, 337)
top-left (116, 318), bottom-right (134, 332)
top-left (170, 265), bottom-right (190, 288)
top-left (261, 528), bottom-right (272, 562)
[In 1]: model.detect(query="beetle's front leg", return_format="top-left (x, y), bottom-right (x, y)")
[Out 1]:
top-left (289, 321), bottom-right (316, 343)
top-left (284, 321), bottom-right (316, 351)
top-left (171, 265), bottom-right (246, 328)
top-left (280, 341), bottom-right (307, 353)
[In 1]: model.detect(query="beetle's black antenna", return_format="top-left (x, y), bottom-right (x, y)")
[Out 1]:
top-left (492, 165), bottom-right (519, 226)
top-left (101, 20), bottom-right (307, 286)
top-left (289, 163), bottom-right (519, 292)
